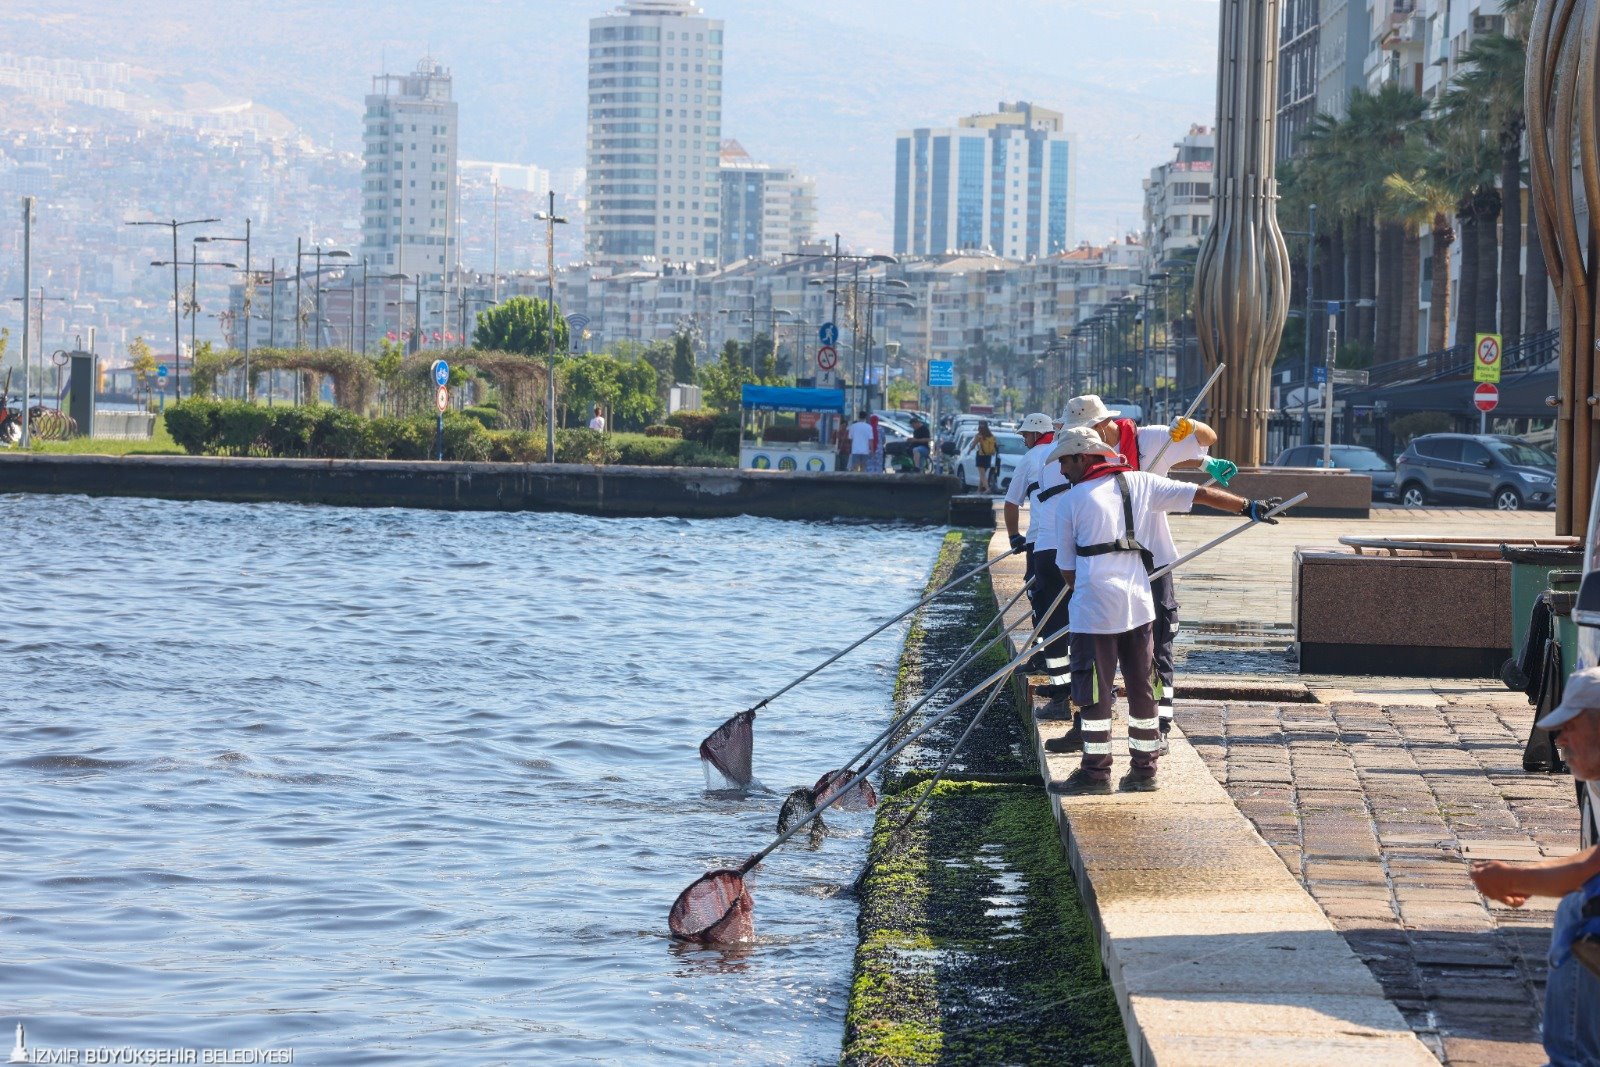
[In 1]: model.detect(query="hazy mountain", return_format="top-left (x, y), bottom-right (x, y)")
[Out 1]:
top-left (0, 0), bottom-right (1221, 248)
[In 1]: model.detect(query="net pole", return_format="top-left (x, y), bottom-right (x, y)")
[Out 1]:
top-left (1143, 361), bottom-right (1226, 474)
top-left (733, 492), bottom-right (1304, 871)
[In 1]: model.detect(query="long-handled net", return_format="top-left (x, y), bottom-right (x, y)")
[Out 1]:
top-left (669, 494), bottom-right (1310, 943)
top-left (691, 547), bottom-right (1025, 790)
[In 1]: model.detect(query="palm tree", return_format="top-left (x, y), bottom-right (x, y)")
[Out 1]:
top-left (1384, 167), bottom-right (1457, 353)
top-left (1429, 89), bottom-right (1501, 346)
top-left (1346, 86), bottom-right (1429, 361)
top-left (1448, 27), bottom-right (1528, 347)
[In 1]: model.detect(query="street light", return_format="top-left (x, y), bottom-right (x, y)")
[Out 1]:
top-left (534, 191), bottom-right (568, 463)
top-left (150, 256), bottom-right (237, 399)
top-left (195, 221), bottom-right (252, 398)
top-left (295, 242), bottom-right (350, 350)
top-left (1317, 296), bottom-right (1375, 469)
top-left (127, 216), bottom-right (221, 400)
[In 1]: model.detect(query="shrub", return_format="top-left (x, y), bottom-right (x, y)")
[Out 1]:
top-left (312, 407), bottom-right (378, 458)
top-left (214, 402), bottom-right (274, 456)
top-left (164, 401), bottom-right (217, 454)
top-left (261, 406), bottom-right (320, 457)
top-left (610, 433), bottom-right (737, 468)
top-left (710, 424), bottom-right (741, 456)
top-left (555, 427), bottom-right (619, 465)
top-left (370, 417), bottom-right (432, 460)
top-left (666, 409), bottom-right (718, 445)
top-left (643, 424), bottom-right (682, 439)
top-left (441, 414), bottom-right (492, 462)
top-left (488, 430), bottom-right (544, 463)
top-left (461, 405), bottom-right (505, 430)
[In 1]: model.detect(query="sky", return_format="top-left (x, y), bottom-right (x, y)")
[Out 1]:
top-left (3, 0), bottom-right (1223, 249)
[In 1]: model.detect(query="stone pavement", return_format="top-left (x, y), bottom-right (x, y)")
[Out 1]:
top-left (991, 503), bottom-right (1580, 1065)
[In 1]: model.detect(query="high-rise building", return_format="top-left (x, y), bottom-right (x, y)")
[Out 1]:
top-left (361, 59), bottom-right (459, 279)
top-left (718, 140), bottom-right (816, 264)
top-left (1142, 126), bottom-right (1215, 274)
top-left (893, 101), bottom-right (1075, 260)
top-left (1317, 1), bottom-right (1370, 119)
top-left (587, 0), bottom-right (725, 264)
top-left (1278, 0), bottom-right (1320, 159)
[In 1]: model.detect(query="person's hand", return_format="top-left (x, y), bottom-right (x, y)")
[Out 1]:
top-left (1169, 417), bottom-right (1195, 442)
top-left (1009, 534), bottom-right (1027, 553)
top-left (1471, 860), bottom-right (1530, 908)
top-left (1246, 497), bottom-right (1283, 524)
top-left (1202, 457), bottom-right (1238, 486)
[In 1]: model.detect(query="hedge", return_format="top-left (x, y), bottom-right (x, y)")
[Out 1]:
top-left (165, 400), bottom-right (734, 467)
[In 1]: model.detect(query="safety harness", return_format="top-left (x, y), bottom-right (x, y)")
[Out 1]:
top-left (1023, 432), bottom-right (1056, 501)
top-left (1074, 467), bottom-right (1155, 574)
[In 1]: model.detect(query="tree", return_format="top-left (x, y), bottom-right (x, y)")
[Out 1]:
top-left (699, 340), bottom-right (756, 412)
top-left (671, 332), bottom-right (696, 385)
top-left (1385, 167), bottom-right (1458, 353)
top-left (562, 352), bottom-right (662, 430)
top-left (472, 296), bottom-right (569, 357)
top-left (129, 336), bottom-right (157, 405)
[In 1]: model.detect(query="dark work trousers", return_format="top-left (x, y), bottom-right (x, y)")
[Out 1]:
top-left (1069, 623), bottom-right (1160, 781)
top-left (1150, 571), bottom-right (1179, 733)
top-left (1022, 542), bottom-right (1037, 610)
top-left (1028, 548), bottom-right (1071, 695)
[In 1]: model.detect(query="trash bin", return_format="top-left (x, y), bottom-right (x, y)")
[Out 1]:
top-left (1503, 545), bottom-right (1585, 663)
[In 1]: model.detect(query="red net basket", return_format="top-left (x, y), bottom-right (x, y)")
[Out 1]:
top-left (813, 769), bottom-right (878, 811)
top-left (668, 868), bottom-right (755, 944)
top-left (699, 710), bottom-right (755, 789)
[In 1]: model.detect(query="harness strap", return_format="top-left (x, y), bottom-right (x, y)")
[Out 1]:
top-left (1026, 481), bottom-right (1040, 499)
top-left (1037, 482), bottom-right (1071, 503)
top-left (1074, 473), bottom-right (1155, 573)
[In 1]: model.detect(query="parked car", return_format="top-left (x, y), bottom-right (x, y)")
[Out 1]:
top-left (1271, 443), bottom-right (1396, 501)
top-left (953, 431), bottom-right (1028, 492)
top-left (1393, 433), bottom-right (1556, 510)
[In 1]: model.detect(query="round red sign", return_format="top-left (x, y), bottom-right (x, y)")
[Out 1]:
top-left (1474, 383), bottom-right (1498, 412)
top-left (816, 345), bottom-right (838, 371)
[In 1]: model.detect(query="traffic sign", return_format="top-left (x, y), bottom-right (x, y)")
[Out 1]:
top-left (1474, 382), bottom-right (1499, 412)
top-left (436, 385), bottom-right (450, 413)
top-left (816, 345), bottom-right (838, 371)
top-left (1331, 369), bottom-right (1369, 386)
top-left (819, 322), bottom-right (839, 347)
top-left (1474, 332), bottom-right (1503, 384)
top-left (432, 359), bottom-right (451, 387)
top-left (157, 364), bottom-right (168, 380)
top-left (928, 360), bottom-right (955, 388)
top-left (1312, 366), bottom-right (1328, 385)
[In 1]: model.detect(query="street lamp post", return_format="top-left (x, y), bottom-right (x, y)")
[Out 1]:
top-left (127, 216), bottom-right (221, 400)
top-left (195, 220), bottom-right (251, 398)
top-left (535, 191), bottom-right (568, 463)
top-left (1284, 204), bottom-right (1318, 446)
top-left (150, 255), bottom-right (237, 399)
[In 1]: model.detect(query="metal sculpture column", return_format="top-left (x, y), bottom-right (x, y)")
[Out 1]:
top-left (1527, 0), bottom-right (1594, 534)
top-left (1194, 0), bottom-right (1292, 464)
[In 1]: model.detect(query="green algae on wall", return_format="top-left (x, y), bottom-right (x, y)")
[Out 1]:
top-left (842, 530), bottom-right (1128, 1066)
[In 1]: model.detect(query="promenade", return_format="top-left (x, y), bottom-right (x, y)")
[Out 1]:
top-left (992, 506), bottom-right (1577, 1066)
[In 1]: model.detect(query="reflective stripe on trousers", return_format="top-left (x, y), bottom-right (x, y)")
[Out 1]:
top-left (1069, 624), bottom-right (1160, 779)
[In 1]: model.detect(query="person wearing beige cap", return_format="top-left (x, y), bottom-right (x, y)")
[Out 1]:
top-left (1061, 394), bottom-right (1235, 749)
top-left (1003, 412), bottom-right (1072, 705)
top-left (1471, 666), bottom-right (1600, 1064)
top-left (1044, 426), bottom-right (1276, 794)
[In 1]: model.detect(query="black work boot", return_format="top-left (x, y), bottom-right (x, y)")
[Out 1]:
top-left (1048, 768), bottom-right (1112, 796)
top-left (1119, 771), bottom-right (1159, 793)
top-left (1043, 721), bottom-right (1082, 754)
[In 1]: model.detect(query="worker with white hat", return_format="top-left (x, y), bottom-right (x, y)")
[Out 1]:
top-left (1003, 412), bottom-right (1072, 707)
top-left (1060, 394), bottom-right (1239, 749)
top-left (1472, 666), bottom-right (1600, 1063)
top-left (1043, 426), bottom-right (1276, 794)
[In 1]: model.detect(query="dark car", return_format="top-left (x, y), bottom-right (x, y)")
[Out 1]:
top-left (1271, 444), bottom-right (1396, 500)
top-left (1393, 433), bottom-right (1556, 510)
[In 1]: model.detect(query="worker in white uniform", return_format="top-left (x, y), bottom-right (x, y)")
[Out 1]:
top-left (1060, 394), bottom-right (1238, 748)
top-left (1045, 426), bottom-right (1277, 794)
top-left (1002, 413), bottom-right (1070, 706)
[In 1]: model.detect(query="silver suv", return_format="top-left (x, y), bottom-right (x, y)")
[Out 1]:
top-left (1393, 433), bottom-right (1556, 510)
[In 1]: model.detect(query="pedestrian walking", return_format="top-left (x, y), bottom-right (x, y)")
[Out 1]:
top-left (865, 414), bottom-right (885, 473)
top-left (589, 405), bottom-right (606, 433)
top-left (846, 410), bottom-right (874, 472)
top-left (1061, 394), bottom-right (1239, 748)
top-left (1003, 412), bottom-right (1071, 710)
top-left (1044, 426), bottom-right (1278, 794)
top-left (974, 420), bottom-right (999, 493)
top-left (1471, 667), bottom-right (1600, 1065)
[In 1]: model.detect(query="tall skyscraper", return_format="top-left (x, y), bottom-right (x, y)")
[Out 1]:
top-left (718, 140), bottom-right (816, 264)
top-left (894, 102), bottom-right (1075, 260)
top-left (587, 0), bottom-right (724, 264)
top-left (361, 59), bottom-right (459, 279)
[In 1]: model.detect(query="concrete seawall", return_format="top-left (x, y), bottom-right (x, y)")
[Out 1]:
top-left (0, 453), bottom-right (966, 524)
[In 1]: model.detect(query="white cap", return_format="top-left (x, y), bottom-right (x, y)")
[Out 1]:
top-left (1018, 412), bottom-right (1054, 434)
top-left (1046, 426), bottom-right (1119, 464)
top-left (1060, 394), bottom-right (1121, 430)
top-left (1538, 665), bottom-right (1600, 730)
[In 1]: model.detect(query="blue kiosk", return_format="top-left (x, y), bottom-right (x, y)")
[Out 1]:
top-left (739, 384), bottom-right (847, 473)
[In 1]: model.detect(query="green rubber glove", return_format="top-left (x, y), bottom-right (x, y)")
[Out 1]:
top-left (1202, 457), bottom-right (1238, 486)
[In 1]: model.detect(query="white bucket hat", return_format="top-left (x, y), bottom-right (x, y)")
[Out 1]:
top-left (1018, 412), bottom-right (1054, 434)
top-left (1046, 426), bottom-right (1119, 464)
top-left (1060, 394), bottom-right (1121, 431)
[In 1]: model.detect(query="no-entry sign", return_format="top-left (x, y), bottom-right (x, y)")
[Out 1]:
top-left (1474, 382), bottom-right (1499, 412)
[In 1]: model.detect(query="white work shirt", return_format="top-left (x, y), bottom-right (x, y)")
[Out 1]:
top-left (1131, 425), bottom-right (1209, 567)
top-left (847, 420), bottom-right (874, 454)
top-left (589, 415), bottom-right (606, 432)
top-left (1029, 455), bottom-right (1071, 554)
top-left (1004, 438), bottom-right (1058, 543)
top-left (1055, 471), bottom-right (1198, 634)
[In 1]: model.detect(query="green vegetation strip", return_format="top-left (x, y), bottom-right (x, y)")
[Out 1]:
top-left (842, 529), bottom-right (1128, 1066)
